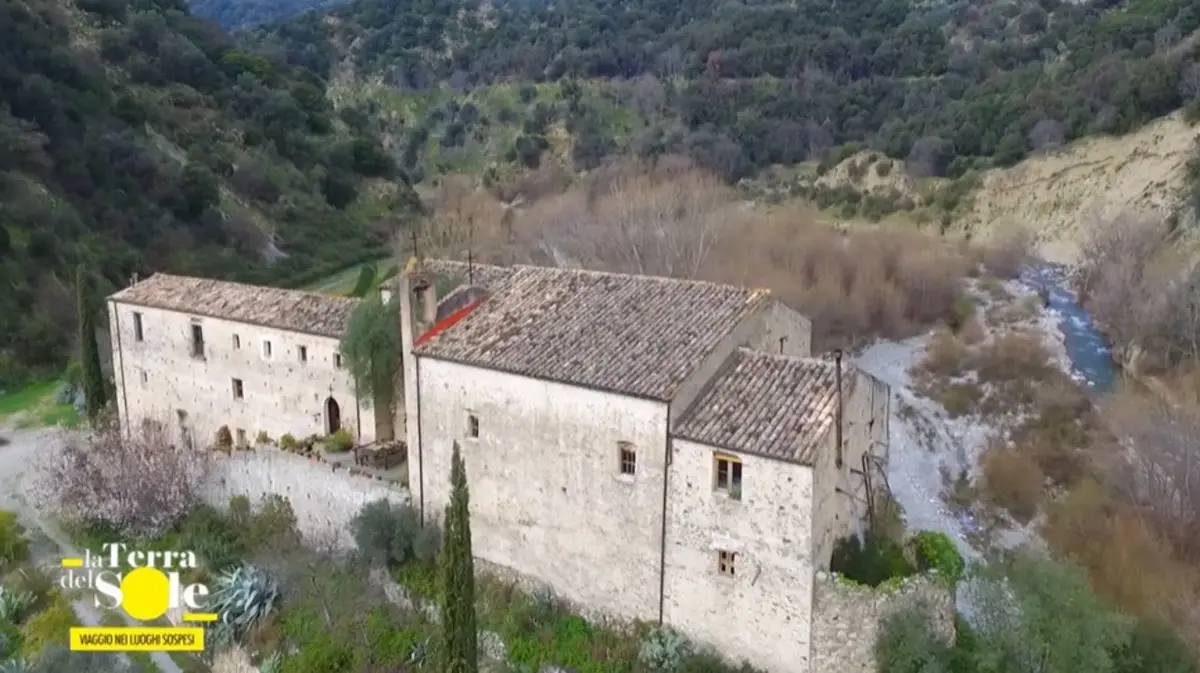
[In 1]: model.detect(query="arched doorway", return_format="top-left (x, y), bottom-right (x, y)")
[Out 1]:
top-left (325, 397), bottom-right (342, 435)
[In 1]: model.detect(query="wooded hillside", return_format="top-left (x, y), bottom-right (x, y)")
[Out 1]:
top-left (0, 0), bottom-right (417, 385)
top-left (248, 0), bottom-right (1200, 183)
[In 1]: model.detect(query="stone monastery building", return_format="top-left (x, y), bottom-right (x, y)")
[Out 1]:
top-left (108, 259), bottom-right (894, 673)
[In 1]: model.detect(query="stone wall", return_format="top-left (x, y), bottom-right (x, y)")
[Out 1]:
top-left (810, 571), bottom-right (956, 673)
top-left (108, 301), bottom-right (375, 454)
top-left (664, 438), bottom-right (817, 673)
top-left (201, 447), bottom-right (410, 548)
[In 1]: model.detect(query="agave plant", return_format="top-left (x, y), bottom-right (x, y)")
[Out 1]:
top-left (0, 587), bottom-right (35, 623)
top-left (257, 651), bottom-right (284, 673)
top-left (0, 658), bottom-right (31, 673)
top-left (211, 565), bottom-right (280, 639)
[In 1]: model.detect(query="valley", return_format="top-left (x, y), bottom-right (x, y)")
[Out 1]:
top-left (1, 0), bottom-right (1199, 669)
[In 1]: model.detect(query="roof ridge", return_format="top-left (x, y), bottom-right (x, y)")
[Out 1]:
top-left (118, 272), bottom-right (360, 304)
top-left (734, 347), bottom-right (838, 368)
top-left (429, 258), bottom-right (510, 267)
top-left (509, 264), bottom-right (773, 297)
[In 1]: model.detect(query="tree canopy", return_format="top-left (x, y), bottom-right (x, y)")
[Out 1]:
top-left (0, 0), bottom-right (418, 386)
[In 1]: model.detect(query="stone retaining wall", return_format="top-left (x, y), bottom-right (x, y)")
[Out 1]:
top-left (810, 571), bottom-right (956, 673)
top-left (201, 446), bottom-right (410, 548)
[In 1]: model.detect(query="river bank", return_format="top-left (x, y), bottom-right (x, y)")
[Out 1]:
top-left (853, 261), bottom-right (1119, 614)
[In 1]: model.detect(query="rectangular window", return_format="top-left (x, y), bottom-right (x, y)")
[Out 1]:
top-left (715, 453), bottom-right (743, 500)
top-left (262, 340), bottom-right (272, 358)
top-left (467, 413), bottom-right (479, 439)
top-left (139, 371), bottom-right (148, 384)
top-left (618, 442), bottom-right (637, 476)
top-left (717, 551), bottom-right (737, 577)
top-left (190, 324), bottom-right (205, 358)
top-left (298, 345), bottom-right (308, 363)
top-left (334, 353), bottom-right (343, 369)
top-left (232, 378), bottom-right (244, 400)
top-left (235, 428), bottom-right (247, 447)
top-left (232, 334), bottom-right (241, 349)
top-left (132, 312), bottom-right (144, 342)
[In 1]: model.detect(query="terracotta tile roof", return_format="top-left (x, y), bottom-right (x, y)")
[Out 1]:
top-left (109, 273), bottom-right (360, 338)
top-left (414, 265), bottom-right (769, 400)
top-left (384, 259), bottom-right (516, 292)
top-left (674, 349), bottom-right (849, 465)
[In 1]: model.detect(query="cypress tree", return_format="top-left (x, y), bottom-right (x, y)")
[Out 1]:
top-left (439, 441), bottom-right (478, 673)
top-left (77, 264), bottom-right (107, 421)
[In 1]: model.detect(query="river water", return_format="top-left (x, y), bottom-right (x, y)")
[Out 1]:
top-left (1019, 263), bottom-right (1117, 394)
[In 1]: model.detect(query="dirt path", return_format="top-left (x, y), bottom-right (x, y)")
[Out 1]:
top-left (0, 423), bottom-right (183, 673)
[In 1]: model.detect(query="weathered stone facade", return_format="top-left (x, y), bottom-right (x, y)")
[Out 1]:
top-left (665, 438), bottom-right (817, 672)
top-left (396, 261), bottom-right (900, 673)
top-left (108, 283), bottom-right (375, 451)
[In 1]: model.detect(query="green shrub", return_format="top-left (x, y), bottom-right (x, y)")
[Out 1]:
top-left (280, 632), bottom-right (355, 673)
top-left (911, 531), bottom-right (965, 584)
top-left (215, 425), bottom-right (233, 449)
top-left (639, 626), bottom-right (692, 671)
top-left (279, 434), bottom-right (297, 450)
top-left (678, 650), bottom-right (762, 673)
top-left (350, 499), bottom-right (441, 567)
top-left (1111, 618), bottom-right (1197, 673)
top-left (177, 505), bottom-right (243, 573)
top-left (19, 593), bottom-right (75, 660)
top-left (393, 561), bottom-right (439, 600)
top-left (875, 604), bottom-right (954, 673)
top-left (242, 495), bottom-right (301, 553)
top-left (228, 496), bottom-right (251, 526)
top-left (325, 428), bottom-right (353, 453)
top-left (255, 431), bottom-right (271, 445)
top-left (361, 607), bottom-right (427, 667)
top-left (6, 566), bottom-right (55, 611)
top-left (13, 645), bottom-right (132, 672)
top-left (0, 510), bottom-right (30, 568)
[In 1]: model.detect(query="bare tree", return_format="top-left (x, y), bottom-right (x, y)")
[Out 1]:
top-left (1104, 388), bottom-right (1200, 559)
top-left (401, 175), bottom-right (508, 263)
top-left (975, 226), bottom-right (1034, 279)
top-left (628, 74), bottom-right (666, 120)
top-left (1076, 212), bottom-right (1174, 369)
top-left (513, 165), bottom-right (737, 279)
top-left (1028, 119), bottom-right (1065, 153)
top-left (1161, 264), bottom-right (1200, 363)
top-left (28, 417), bottom-right (212, 538)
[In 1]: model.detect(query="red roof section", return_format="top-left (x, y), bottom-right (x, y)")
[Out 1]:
top-left (414, 298), bottom-right (485, 348)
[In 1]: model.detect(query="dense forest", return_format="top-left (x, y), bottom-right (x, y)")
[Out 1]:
top-left (189, 0), bottom-right (344, 30)
top-left (248, 0), bottom-right (1200, 182)
top-left (5, 0), bottom-right (1200, 386)
top-left (0, 0), bottom-right (417, 385)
